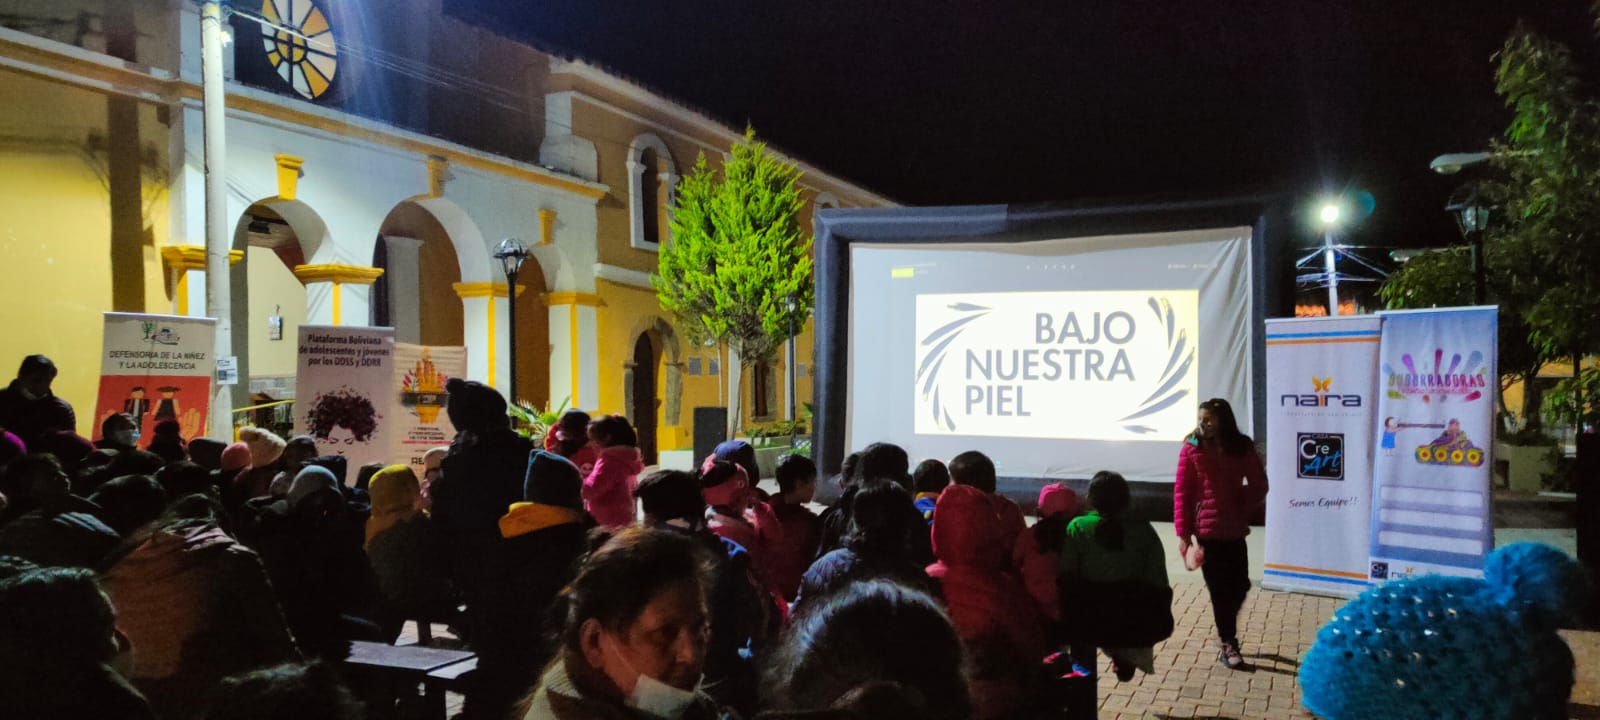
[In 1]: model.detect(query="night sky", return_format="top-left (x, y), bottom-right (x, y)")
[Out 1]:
top-left (448, 0), bottom-right (1600, 261)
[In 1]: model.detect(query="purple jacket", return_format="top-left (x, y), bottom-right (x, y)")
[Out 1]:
top-left (1173, 440), bottom-right (1268, 541)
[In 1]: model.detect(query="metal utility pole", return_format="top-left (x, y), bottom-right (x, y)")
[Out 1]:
top-left (200, 0), bottom-right (234, 438)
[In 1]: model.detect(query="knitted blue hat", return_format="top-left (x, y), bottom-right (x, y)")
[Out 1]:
top-left (1299, 543), bottom-right (1587, 720)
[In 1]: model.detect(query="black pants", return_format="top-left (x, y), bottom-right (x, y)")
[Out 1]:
top-left (1198, 538), bottom-right (1250, 643)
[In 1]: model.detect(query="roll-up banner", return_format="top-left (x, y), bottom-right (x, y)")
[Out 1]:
top-left (295, 325), bottom-right (395, 478)
top-left (1369, 307), bottom-right (1497, 581)
top-left (94, 312), bottom-right (218, 443)
top-left (1263, 316), bottom-right (1381, 596)
top-left (393, 343), bottom-right (466, 480)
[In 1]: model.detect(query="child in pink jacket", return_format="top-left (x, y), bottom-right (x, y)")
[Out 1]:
top-left (581, 415), bottom-right (643, 528)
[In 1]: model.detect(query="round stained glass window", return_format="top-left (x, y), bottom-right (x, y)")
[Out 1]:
top-left (260, 0), bottom-right (337, 100)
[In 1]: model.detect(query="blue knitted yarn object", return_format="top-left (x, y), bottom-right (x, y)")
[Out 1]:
top-left (1299, 543), bottom-right (1584, 720)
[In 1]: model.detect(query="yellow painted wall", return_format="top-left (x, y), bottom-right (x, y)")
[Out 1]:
top-left (0, 69), bottom-right (171, 436)
top-left (245, 247), bottom-right (307, 380)
top-left (574, 99), bottom-right (717, 275)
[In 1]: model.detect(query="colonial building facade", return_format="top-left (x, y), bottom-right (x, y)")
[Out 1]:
top-left (0, 0), bottom-right (890, 460)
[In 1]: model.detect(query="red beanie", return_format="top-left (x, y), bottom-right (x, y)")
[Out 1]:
top-left (221, 442), bottom-right (253, 473)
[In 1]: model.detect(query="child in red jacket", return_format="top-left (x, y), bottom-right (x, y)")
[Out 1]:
top-left (766, 454), bottom-right (821, 602)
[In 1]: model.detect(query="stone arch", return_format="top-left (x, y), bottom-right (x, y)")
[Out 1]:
top-left (228, 197), bottom-right (330, 413)
top-left (628, 133), bottom-right (678, 250)
top-left (622, 315), bottom-right (684, 433)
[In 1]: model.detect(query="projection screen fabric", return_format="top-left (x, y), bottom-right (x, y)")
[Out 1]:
top-left (846, 227), bottom-right (1253, 483)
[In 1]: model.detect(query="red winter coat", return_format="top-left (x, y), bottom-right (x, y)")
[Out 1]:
top-left (542, 426), bottom-right (599, 477)
top-left (766, 500), bottom-right (821, 601)
top-left (1174, 439), bottom-right (1269, 541)
top-left (583, 445), bottom-right (643, 528)
top-left (927, 485), bottom-right (1044, 720)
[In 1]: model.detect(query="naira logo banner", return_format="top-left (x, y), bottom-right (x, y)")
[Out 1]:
top-left (913, 290), bottom-right (1198, 441)
top-left (1264, 316), bottom-right (1381, 597)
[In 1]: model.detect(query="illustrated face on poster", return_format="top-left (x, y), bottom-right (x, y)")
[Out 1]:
top-left (305, 387), bottom-right (380, 455)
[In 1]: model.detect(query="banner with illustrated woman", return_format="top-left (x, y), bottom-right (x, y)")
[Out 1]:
top-left (295, 325), bottom-right (395, 477)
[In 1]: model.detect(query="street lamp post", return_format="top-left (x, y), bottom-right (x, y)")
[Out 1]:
top-left (1446, 192), bottom-right (1490, 305)
top-left (1319, 202), bottom-right (1342, 316)
top-left (494, 238), bottom-right (529, 404)
top-left (784, 296), bottom-right (798, 448)
top-left (1431, 152), bottom-right (1496, 305)
top-left (199, 0), bottom-right (234, 438)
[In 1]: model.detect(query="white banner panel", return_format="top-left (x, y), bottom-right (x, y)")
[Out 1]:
top-left (94, 313), bottom-right (217, 443)
top-left (393, 343), bottom-right (466, 480)
top-left (912, 290), bottom-right (1200, 441)
top-left (1369, 307), bottom-right (1497, 581)
top-left (1263, 316), bottom-right (1381, 597)
top-left (295, 325), bottom-right (396, 478)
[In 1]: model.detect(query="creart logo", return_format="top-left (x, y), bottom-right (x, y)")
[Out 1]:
top-left (914, 293), bottom-right (1196, 438)
top-left (1297, 432), bottom-right (1344, 480)
top-left (1280, 376), bottom-right (1363, 408)
top-left (1384, 348), bottom-right (1488, 403)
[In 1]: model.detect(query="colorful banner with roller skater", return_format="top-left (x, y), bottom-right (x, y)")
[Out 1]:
top-left (1368, 307), bottom-right (1497, 580)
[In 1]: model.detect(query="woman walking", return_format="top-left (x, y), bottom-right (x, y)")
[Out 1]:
top-left (1174, 398), bottom-right (1268, 669)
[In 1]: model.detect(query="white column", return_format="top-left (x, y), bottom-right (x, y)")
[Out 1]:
top-left (383, 236), bottom-right (424, 343)
top-left (547, 296), bottom-right (600, 411)
top-left (461, 294), bottom-right (492, 384)
top-left (304, 281), bottom-right (337, 325)
top-left (627, 159), bottom-right (647, 248)
top-left (549, 303), bottom-right (575, 408)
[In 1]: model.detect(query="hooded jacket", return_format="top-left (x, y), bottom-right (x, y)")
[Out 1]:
top-left (252, 467), bottom-right (377, 660)
top-left (100, 521), bottom-right (299, 720)
top-left (0, 379), bottom-right (76, 448)
top-left (466, 450), bottom-right (590, 719)
top-left (1174, 439), bottom-right (1269, 541)
top-left (583, 445), bottom-right (644, 528)
top-left (926, 485), bottom-right (1045, 720)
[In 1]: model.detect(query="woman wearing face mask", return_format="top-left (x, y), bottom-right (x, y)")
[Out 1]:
top-left (523, 526), bottom-right (724, 720)
top-left (98, 413), bottom-right (140, 454)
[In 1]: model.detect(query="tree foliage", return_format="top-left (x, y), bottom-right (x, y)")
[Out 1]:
top-left (656, 127), bottom-right (812, 364)
top-left (1380, 20), bottom-right (1600, 428)
top-left (1482, 23), bottom-right (1600, 361)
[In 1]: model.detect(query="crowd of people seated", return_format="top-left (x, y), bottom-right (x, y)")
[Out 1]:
top-left (0, 356), bottom-right (1209, 720)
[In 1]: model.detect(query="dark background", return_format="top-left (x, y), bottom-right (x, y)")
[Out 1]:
top-left (447, 0), bottom-right (1599, 259)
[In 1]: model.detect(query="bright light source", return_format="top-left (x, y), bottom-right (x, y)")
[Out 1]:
top-left (1319, 203), bottom-right (1341, 226)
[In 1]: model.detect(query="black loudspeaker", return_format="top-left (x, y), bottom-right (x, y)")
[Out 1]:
top-left (693, 407), bottom-right (729, 468)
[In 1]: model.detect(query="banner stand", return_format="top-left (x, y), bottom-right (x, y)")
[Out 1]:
top-left (1262, 316), bottom-right (1382, 597)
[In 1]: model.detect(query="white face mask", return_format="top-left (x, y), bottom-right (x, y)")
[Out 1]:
top-left (603, 632), bottom-right (701, 720)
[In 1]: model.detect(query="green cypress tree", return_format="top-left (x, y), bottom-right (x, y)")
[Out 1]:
top-left (655, 128), bottom-right (811, 435)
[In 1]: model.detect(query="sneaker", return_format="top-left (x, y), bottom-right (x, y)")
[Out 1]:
top-left (1218, 639), bottom-right (1245, 670)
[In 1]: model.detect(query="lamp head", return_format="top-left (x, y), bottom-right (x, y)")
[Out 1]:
top-left (494, 237), bottom-right (528, 278)
top-left (1319, 202), bottom-right (1341, 227)
top-left (1430, 152), bottom-right (1493, 175)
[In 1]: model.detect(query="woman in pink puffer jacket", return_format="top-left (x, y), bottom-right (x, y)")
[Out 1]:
top-left (1173, 398), bottom-right (1268, 671)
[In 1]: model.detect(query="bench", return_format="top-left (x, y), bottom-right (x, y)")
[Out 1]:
top-left (345, 640), bottom-right (476, 720)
